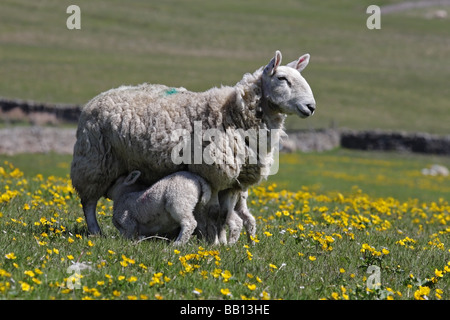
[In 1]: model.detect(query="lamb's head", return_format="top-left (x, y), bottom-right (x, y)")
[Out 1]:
top-left (106, 171), bottom-right (142, 201)
top-left (262, 50), bottom-right (315, 119)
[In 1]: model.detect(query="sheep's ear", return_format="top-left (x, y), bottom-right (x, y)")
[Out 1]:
top-left (264, 50), bottom-right (282, 76)
top-left (287, 53), bottom-right (310, 72)
top-left (124, 171), bottom-right (141, 185)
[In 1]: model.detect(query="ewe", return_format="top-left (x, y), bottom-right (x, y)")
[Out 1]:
top-left (71, 50), bottom-right (316, 243)
top-left (107, 170), bottom-right (211, 245)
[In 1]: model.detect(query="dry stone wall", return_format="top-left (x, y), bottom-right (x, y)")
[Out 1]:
top-left (1, 98), bottom-right (449, 156)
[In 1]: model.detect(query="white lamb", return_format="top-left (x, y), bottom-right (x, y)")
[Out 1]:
top-left (71, 50), bottom-right (316, 243)
top-left (106, 170), bottom-right (211, 245)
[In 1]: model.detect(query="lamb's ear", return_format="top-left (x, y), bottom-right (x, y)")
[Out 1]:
top-left (124, 171), bottom-right (141, 185)
top-left (287, 53), bottom-right (310, 72)
top-left (263, 50), bottom-right (282, 76)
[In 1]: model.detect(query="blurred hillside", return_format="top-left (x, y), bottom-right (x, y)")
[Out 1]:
top-left (0, 0), bottom-right (449, 133)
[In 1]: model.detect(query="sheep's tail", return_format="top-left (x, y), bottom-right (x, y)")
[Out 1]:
top-left (198, 177), bottom-right (212, 206)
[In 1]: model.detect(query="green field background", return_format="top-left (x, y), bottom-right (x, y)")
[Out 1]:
top-left (1, 0), bottom-right (449, 133)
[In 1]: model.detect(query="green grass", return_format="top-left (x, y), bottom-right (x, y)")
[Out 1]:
top-left (0, 151), bottom-right (448, 300)
top-left (266, 148), bottom-right (450, 203)
top-left (2, 149), bottom-right (449, 202)
top-left (1, 0), bottom-right (449, 133)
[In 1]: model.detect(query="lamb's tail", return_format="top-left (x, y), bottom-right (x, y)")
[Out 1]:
top-left (197, 177), bottom-right (212, 206)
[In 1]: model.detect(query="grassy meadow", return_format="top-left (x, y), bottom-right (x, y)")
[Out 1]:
top-left (0, 0), bottom-right (449, 302)
top-left (0, 151), bottom-right (449, 300)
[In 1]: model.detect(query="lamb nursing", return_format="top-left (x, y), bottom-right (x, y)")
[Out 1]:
top-left (71, 50), bottom-right (316, 244)
top-left (107, 170), bottom-right (210, 245)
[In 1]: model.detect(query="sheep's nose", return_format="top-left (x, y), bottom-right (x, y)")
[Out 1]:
top-left (306, 103), bottom-right (316, 114)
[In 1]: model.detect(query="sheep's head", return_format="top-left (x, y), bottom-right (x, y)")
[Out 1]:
top-left (262, 50), bottom-right (316, 118)
top-left (106, 170), bottom-right (142, 200)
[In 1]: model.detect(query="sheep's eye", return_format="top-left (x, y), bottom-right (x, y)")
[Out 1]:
top-left (277, 76), bottom-right (291, 87)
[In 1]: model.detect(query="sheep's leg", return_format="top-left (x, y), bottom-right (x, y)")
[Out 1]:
top-left (240, 210), bottom-right (256, 243)
top-left (81, 199), bottom-right (101, 235)
top-left (235, 193), bottom-right (256, 243)
top-left (219, 191), bottom-right (240, 244)
top-left (217, 207), bottom-right (228, 245)
top-left (206, 190), bottom-right (220, 245)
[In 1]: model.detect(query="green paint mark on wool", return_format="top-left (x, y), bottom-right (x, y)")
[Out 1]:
top-left (164, 88), bottom-right (178, 96)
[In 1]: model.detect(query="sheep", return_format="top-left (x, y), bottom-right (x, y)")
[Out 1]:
top-left (70, 50), bottom-right (316, 243)
top-left (421, 164), bottom-right (449, 176)
top-left (106, 170), bottom-right (211, 245)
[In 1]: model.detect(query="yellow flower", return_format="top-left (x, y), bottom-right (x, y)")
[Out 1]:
top-left (339, 268), bottom-right (346, 274)
top-left (247, 284), bottom-right (257, 291)
top-left (414, 286), bottom-right (430, 300)
top-left (382, 248), bottom-right (390, 255)
top-left (436, 289), bottom-right (443, 300)
top-left (309, 256), bottom-right (316, 261)
top-left (264, 231), bottom-right (273, 237)
top-left (113, 290), bottom-right (121, 297)
top-left (20, 281), bottom-right (32, 292)
top-left (260, 291), bottom-right (270, 300)
top-left (120, 260), bottom-right (128, 267)
top-left (220, 288), bottom-right (231, 296)
top-left (67, 255), bottom-right (74, 260)
top-left (24, 270), bottom-right (35, 278)
top-left (5, 252), bottom-right (16, 260)
top-left (246, 249), bottom-right (253, 261)
top-left (435, 269), bottom-right (443, 278)
top-left (0, 269), bottom-right (11, 277)
top-left (121, 255), bottom-right (135, 264)
top-left (221, 270), bottom-right (232, 282)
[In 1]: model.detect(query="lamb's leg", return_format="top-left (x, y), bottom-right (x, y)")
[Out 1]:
top-left (174, 218), bottom-right (197, 246)
top-left (227, 210), bottom-right (243, 244)
top-left (81, 199), bottom-right (101, 235)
